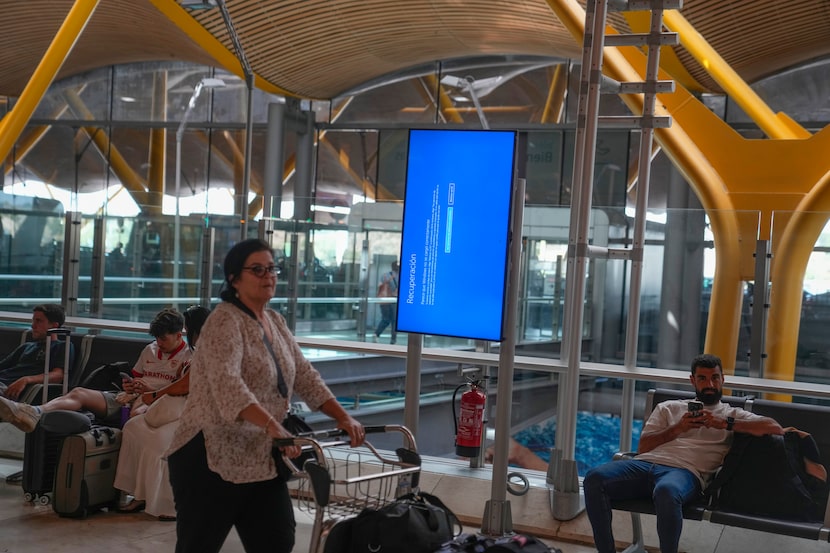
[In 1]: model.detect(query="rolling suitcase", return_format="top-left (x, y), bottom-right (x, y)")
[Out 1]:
top-left (52, 425), bottom-right (122, 518)
top-left (19, 328), bottom-right (82, 504)
top-left (20, 410), bottom-right (92, 504)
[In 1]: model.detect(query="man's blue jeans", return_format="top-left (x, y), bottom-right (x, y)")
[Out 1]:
top-left (583, 460), bottom-right (701, 553)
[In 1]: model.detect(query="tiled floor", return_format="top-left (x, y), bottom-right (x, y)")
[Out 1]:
top-left (0, 457), bottom-right (592, 553)
top-left (3, 441), bottom-right (828, 553)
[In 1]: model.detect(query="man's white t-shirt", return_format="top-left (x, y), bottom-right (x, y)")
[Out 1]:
top-left (636, 399), bottom-right (764, 486)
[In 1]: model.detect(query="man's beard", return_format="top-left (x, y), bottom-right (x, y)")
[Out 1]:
top-left (697, 388), bottom-right (722, 405)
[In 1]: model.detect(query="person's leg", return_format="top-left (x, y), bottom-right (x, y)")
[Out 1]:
top-left (375, 304), bottom-right (392, 337)
top-left (650, 466), bottom-right (700, 553)
top-left (0, 386), bottom-right (109, 432)
top-left (0, 384), bottom-right (108, 431)
top-left (40, 387), bottom-right (109, 417)
top-left (0, 395), bottom-right (40, 431)
top-left (583, 460), bottom-right (654, 553)
top-left (168, 432), bottom-right (238, 553)
top-left (113, 415), bottom-right (141, 507)
top-left (233, 477), bottom-right (296, 553)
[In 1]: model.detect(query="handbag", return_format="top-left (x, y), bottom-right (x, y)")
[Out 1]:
top-left (143, 394), bottom-right (187, 428)
top-left (350, 491), bottom-right (461, 553)
top-left (273, 413), bottom-right (315, 481)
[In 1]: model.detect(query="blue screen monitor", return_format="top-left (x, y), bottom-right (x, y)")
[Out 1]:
top-left (396, 129), bottom-right (516, 341)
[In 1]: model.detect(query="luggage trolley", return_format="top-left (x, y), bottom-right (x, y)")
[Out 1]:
top-left (275, 424), bottom-right (421, 553)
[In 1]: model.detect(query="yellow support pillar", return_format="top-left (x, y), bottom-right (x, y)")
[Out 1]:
top-left (546, 0), bottom-right (744, 371)
top-left (541, 64), bottom-right (568, 124)
top-left (149, 0), bottom-right (292, 97)
top-left (62, 89), bottom-right (150, 207)
top-left (146, 72), bottom-right (168, 216)
top-left (661, 11), bottom-right (809, 140)
top-left (0, 0), bottom-right (99, 163)
top-left (545, 0), bottom-right (830, 384)
top-left (765, 138), bottom-right (830, 399)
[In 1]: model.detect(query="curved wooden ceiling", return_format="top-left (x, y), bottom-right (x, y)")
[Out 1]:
top-left (2, 0), bottom-right (830, 100)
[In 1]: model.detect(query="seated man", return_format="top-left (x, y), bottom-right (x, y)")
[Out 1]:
top-left (583, 354), bottom-right (783, 553)
top-left (0, 308), bottom-right (191, 432)
top-left (0, 304), bottom-right (74, 400)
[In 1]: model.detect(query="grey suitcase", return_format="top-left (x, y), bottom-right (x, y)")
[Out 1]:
top-left (52, 425), bottom-right (122, 518)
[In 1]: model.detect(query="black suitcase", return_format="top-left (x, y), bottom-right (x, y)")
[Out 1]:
top-left (21, 410), bottom-right (92, 505)
top-left (19, 328), bottom-right (82, 504)
top-left (52, 425), bottom-right (122, 518)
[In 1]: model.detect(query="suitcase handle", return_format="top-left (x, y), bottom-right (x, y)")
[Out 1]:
top-left (89, 427), bottom-right (118, 447)
top-left (43, 328), bottom-right (72, 403)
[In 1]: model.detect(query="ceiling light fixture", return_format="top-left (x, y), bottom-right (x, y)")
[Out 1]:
top-left (180, 0), bottom-right (218, 9)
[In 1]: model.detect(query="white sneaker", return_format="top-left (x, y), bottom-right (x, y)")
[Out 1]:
top-left (0, 397), bottom-right (41, 433)
top-left (117, 491), bottom-right (134, 508)
top-left (372, 335), bottom-right (378, 343)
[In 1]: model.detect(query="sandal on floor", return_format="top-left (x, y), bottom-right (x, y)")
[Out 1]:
top-left (158, 515), bottom-right (176, 522)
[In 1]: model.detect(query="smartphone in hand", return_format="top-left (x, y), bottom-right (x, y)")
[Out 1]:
top-left (688, 400), bottom-right (704, 417)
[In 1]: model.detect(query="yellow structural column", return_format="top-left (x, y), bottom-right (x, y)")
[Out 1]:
top-left (62, 89), bottom-right (150, 207)
top-left (610, 49), bottom-right (830, 382)
top-left (146, 72), bottom-right (169, 216)
top-left (541, 64), bottom-right (569, 124)
top-left (546, 0), bottom-right (745, 371)
top-left (149, 0), bottom-right (293, 98)
top-left (0, 0), bottom-right (100, 164)
top-left (661, 10), bottom-right (809, 141)
top-left (765, 132), bottom-right (830, 399)
top-left (545, 0), bottom-right (830, 385)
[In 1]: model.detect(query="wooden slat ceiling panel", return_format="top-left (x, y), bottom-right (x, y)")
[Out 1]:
top-left (186, 0), bottom-right (580, 98)
top-left (0, 1), bottom-right (218, 97)
top-left (1, 1), bottom-right (830, 100)
top-left (673, 0), bottom-right (830, 92)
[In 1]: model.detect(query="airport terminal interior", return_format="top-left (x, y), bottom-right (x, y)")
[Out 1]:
top-left (3, 1), bottom-right (830, 552)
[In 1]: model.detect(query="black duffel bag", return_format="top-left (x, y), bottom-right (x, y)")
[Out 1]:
top-left (351, 491), bottom-right (461, 553)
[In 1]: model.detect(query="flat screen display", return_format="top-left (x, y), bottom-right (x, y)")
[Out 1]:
top-left (396, 129), bottom-right (516, 341)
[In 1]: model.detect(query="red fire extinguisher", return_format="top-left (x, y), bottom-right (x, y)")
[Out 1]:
top-left (453, 380), bottom-right (486, 458)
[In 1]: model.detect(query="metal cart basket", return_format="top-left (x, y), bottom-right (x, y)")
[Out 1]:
top-left (276, 424), bottom-right (422, 553)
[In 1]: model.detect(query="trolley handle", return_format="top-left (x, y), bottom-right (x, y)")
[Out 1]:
top-left (273, 429), bottom-right (344, 448)
top-left (274, 424), bottom-right (419, 472)
top-left (272, 424), bottom-right (405, 448)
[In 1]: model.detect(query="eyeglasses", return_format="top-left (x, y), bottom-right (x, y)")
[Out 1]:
top-left (242, 264), bottom-right (281, 278)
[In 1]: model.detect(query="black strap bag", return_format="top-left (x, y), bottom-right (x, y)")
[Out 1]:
top-left (485, 534), bottom-right (560, 553)
top-left (350, 491), bottom-right (461, 553)
top-left (705, 430), bottom-right (828, 521)
top-left (435, 533), bottom-right (560, 553)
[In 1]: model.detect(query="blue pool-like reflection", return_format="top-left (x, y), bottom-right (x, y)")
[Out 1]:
top-left (513, 411), bottom-right (644, 476)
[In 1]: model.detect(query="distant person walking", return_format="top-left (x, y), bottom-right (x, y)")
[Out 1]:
top-left (373, 261), bottom-right (399, 344)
